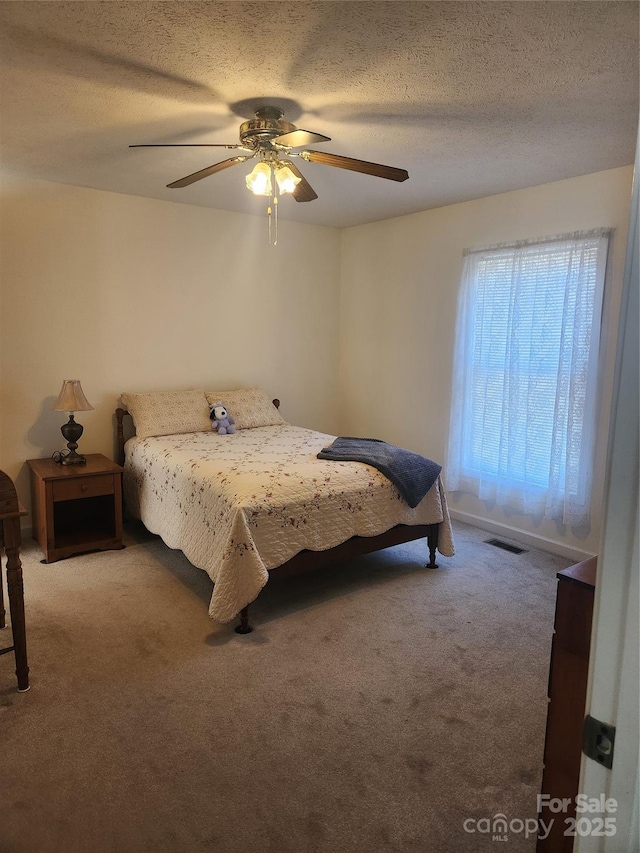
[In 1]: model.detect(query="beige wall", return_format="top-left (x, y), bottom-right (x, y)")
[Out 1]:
top-left (339, 167), bottom-right (634, 558)
top-left (0, 177), bottom-right (341, 514)
top-left (1, 168), bottom-right (633, 557)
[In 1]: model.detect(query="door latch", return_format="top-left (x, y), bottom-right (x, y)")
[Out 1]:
top-left (583, 715), bottom-right (616, 769)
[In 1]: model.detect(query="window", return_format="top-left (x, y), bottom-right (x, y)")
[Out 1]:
top-left (447, 229), bottom-right (611, 527)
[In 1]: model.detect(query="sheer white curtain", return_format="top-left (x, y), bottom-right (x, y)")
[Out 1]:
top-left (447, 229), bottom-right (611, 527)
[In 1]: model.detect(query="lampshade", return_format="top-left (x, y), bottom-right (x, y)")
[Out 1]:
top-left (275, 164), bottom-right (301, 195)
top-left (245, 162), bottom-right (272, 196)
top-left (53, 380), bottom-right (94, 413)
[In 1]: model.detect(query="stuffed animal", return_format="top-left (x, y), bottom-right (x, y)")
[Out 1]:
top-left (209, 403), bottom-right (236, 435)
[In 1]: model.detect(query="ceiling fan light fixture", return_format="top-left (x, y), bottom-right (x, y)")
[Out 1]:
top-left (275, 164), bottom-right (302, 195)
top-left (245, 161), bottom-right (272, 196)
top-left (136, 106), bottom-right (408, 244)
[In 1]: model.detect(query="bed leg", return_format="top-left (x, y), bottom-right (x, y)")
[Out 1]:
top-left (426, 524), bottom-right (439, 569)
top-left (235, 606), bottom-right (253, 634)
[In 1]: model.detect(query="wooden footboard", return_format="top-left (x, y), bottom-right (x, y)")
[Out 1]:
top-left (235, 523), bottom-right (439, 633)
top-left (268, 523), bottom-right (438, 579)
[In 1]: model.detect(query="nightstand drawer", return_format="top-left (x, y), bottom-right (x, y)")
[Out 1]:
top-left (52, 474), bottom-right (115, 502)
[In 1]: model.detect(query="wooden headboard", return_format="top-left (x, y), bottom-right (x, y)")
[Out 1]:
top-left (115, 399), bottom-right (281, 468)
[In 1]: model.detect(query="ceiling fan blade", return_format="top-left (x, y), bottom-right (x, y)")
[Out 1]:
top-left (273, 129), bottom-right (331, 148)
top-left (284, 162), bottom-right (318, 202)
top-left (301, 151), bottom-right (409, 182)
top-left (131, 143), bottom-right (243, 148)
top-left (167, 156), bottom-right (251, 188)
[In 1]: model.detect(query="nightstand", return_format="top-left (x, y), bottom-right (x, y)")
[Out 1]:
top-left (27, 454), bottom-right (124, 563)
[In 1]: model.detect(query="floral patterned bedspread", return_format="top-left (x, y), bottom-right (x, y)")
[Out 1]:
top-left (124, 425), bottom-right (454, 623)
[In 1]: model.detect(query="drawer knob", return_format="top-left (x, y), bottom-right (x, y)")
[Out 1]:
top-left (81, 483), bottom-right (88, 491)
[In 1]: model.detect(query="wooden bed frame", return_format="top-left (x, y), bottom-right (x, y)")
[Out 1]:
top-left (115, 402), bottom-right (440, 634)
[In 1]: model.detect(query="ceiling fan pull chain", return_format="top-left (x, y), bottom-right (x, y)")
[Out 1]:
top-left (266, 161), bottom-right (279, 245)
top-left (273, 194), bottom-right (279, 245)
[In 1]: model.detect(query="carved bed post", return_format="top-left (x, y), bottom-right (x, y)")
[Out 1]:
top-left (235, 606), bottom-right (253, 634)
top-left (427, 524), bottom-right (439, 568)
top-left (115, 408), bottom-right (127, 467)
top-left (5, 531), bottom-right (29, 691)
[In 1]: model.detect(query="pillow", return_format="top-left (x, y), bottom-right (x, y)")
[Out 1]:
top-left (121, 389), bottom-right (211, 438)
top-left (205, 386), bottom-right (286, 430)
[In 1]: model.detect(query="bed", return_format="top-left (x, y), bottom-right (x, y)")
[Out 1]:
top-left (116, 387), bottom-right (454, 633)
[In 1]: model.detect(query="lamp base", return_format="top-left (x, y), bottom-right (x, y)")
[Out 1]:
top-left (60, 450), bottom-right (87, 465)
top-left (58, 415), bottom-right (87, 465)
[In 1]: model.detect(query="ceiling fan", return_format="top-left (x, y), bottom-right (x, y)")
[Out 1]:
top-left (130, 105), bottom-right (409, 203)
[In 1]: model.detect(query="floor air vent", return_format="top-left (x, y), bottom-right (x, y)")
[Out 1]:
top-left (485, 538), bottom-right (528, 554)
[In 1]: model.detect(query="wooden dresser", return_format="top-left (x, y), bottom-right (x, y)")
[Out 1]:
top-left (537, 556), bottom-right (597, 852)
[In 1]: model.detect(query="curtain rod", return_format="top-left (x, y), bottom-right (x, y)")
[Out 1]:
top-left (463, 228), bottom-right (614, 257)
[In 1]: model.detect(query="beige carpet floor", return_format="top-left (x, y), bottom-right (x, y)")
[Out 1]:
top-left (0, 520), bottom-right (572, 853)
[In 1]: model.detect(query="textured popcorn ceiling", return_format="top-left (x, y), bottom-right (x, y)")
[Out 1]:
top-left (0, 1), bottom-right (637, 228)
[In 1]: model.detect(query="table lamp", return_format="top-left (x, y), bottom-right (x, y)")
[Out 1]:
top-left (53, 380), bottom-right (94, 465)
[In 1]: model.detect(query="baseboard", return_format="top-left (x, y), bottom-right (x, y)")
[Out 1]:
top-left (448, 509), bottom-right (596, 563)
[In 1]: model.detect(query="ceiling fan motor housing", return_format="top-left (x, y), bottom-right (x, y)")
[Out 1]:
top-left (239, 107), bottom-right (296, 150)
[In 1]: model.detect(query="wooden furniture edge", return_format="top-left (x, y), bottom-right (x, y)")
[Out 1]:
top-left (556, 555), bottom-right (597, 588)
top-left (0, 470), bottom-right (30, 691)
top-left (537, 556), bottom-right (597, 852)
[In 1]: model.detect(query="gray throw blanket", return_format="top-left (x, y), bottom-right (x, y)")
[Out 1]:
top-left (317, 437), bottom-right (442, 508)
